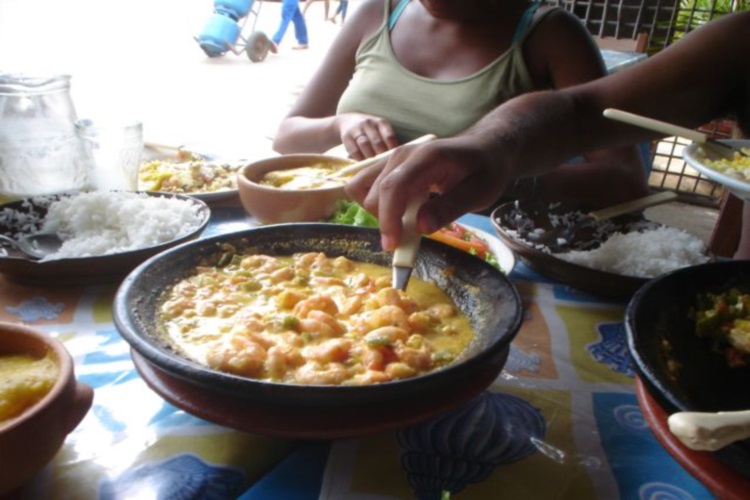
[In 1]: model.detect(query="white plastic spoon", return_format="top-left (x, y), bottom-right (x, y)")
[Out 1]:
top-left (668, 410), bottom-right (750, 451)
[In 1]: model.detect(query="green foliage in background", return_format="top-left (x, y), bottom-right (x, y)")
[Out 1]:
top-left (673, 0), bottom-right (749, 41)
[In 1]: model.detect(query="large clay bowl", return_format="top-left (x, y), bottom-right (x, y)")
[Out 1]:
top-left (625, 260), bottom-right (750, 479)
top-left (0, 322), bottom-right (93, 495)
top-left (114, 224), bottom-right (523, 438)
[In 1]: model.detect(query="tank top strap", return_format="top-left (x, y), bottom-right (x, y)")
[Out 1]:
top-left (511, 1), bottom-right (543, 45)
top-left (388, 0), bottom-right (411, 31)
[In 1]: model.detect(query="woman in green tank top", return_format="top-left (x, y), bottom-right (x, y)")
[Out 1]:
top-left (273, 0), bottom-right (649, 207)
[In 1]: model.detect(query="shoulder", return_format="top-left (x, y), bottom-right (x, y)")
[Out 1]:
top-left (330, 0), bottom-right (389, 49)
top-left (524, 6), bottom-right (597, 58)
top-left (345, 0), bottom-right (390, 31)
top-left (531, 6), bottom-right (591, 39)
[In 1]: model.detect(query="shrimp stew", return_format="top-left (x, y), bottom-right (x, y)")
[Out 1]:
top-left (157, 250), bottom-right (475, 385)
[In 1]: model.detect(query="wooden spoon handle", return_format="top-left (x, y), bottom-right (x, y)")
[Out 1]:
top-left (329, 134), bottom-right (437, 179)
top-left (603, 108), bottom-right (709, 144)
top-left (588, 191), bottom-right (679, 221)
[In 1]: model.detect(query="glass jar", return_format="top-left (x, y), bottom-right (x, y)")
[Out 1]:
top-left (0, 73), bottom-right (87, 201)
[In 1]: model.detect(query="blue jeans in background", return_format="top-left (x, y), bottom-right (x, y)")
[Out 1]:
top-left (272, 0), bottom-right (308, 46)
top-left (335, 0), bottom-right (348, 21)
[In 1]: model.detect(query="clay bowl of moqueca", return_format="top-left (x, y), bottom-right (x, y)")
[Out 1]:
top-left (0, 322), bottom-right (93, 496)
top-left (114, 223), bottom-right (523, 439)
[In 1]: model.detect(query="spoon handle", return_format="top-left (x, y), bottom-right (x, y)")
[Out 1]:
top-left (329, 134), bottom-right (437, 179)
top-left (588, 190), bottom-right (679, 221)
top-left (603, 108), bottom-right (709, 143)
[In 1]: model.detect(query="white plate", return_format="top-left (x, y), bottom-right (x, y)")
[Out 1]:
top-left (139, 158), bottom-right (244, 205)
top-left (683, 139), bottom-right (750, 200)
top-left (469, 227), bottom-right (516, 275)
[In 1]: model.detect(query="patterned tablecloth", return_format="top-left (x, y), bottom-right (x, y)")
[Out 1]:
top-left (4, 206), bottom-right (715, 499)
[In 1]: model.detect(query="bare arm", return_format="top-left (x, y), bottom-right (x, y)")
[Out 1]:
top-left (346, 11), bottom-right (750, 249)
top-left (272, 0), bottom-right (399, 156)
top-left (522, 8), bottom-right (649, 205)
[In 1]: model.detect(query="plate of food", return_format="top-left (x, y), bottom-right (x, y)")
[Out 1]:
top-left (138, 153), bottom-right (245, 204)
top-left (0, 191), bottom-right (210, 286)
top-left (683, 139), bottom-right (750, 200)
top-left (490, 199), bottom-right (710, 298)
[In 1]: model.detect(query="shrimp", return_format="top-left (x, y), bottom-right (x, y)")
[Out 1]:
top-left (206, 336), bottom-right (267, 378)
top-left (385, 362), bottom-right (417, 379)
top-left (295, 361), bottom-right (349, 385)
top-left (269, 266), bottom-right (296, 283)
top-left (302, 338), bottom-right (352, 363)
top-left (332, 256), bottom-right (355, 272)
top-left (276, 289), bottom-right (306, 310)
top-left (307, 310), bottom-right (345, 335)
top-left (160, 297), bottom-right (195, 318)
top-left (265, 344), bottom-right (303, 380)
top-left (240, 254), bottom-right (281, 272)
top-left (293, 294), bottom-right (339, 318)
top-left (364, 326), bottom-right (409, 346)
top-left (428, 303), bottom-right (456, 319)
top-left (408, 311), bottom-right (437, 333)
top-left (299, 318), bottom-right (337, 339)
top-left (394, 345), bottom-right (433, 371)
top-left (351, 370), bottom-right (391, 385)
top-left (361, 305), bottom-right (409, 330)
top-left (339, 295), bottom-right (364, 316)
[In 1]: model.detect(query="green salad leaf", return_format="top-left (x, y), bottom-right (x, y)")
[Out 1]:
top-left (331, 200), bottom-right (379, 228)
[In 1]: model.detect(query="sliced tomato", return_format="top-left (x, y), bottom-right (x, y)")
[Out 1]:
top-left (428, 223), bottom-right (489, 259)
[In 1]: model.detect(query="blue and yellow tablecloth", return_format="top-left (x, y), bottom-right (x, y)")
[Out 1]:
top-left (3, 208), bottom-right (713, 499)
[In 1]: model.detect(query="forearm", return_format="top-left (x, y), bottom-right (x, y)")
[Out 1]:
top-left (273, 115), bottom-right (343, 154)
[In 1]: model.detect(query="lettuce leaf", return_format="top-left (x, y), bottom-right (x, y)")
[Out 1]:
top-left (331, 200), bottom-right (379, 228)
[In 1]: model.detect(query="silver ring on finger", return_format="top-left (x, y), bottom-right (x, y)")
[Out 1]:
top-left (355, 134), bottom-right (367, 141)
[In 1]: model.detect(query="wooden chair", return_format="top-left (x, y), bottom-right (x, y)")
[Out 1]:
top-left (594, 32), bottom-right (649, 53)
top-left (543, 0), bottom-right (682, 54)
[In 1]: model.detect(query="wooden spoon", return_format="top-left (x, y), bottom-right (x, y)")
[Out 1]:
top-left (603, 108), bottom-right (749, 158)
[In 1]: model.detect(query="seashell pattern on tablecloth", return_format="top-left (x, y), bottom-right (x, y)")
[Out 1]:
top-left (397, 391), bottom-right (547, 499)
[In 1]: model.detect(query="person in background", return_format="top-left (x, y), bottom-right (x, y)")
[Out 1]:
top-left (302, 0), bottom-right (331, 20)
top-left (344, 11), bottom-right (750, 258)
top-left (273, 0), bottom-right (648, 208)
top-left (328, 0), bottom-right (349, 23)
top-left (271, 0), bottom-right (310, 51)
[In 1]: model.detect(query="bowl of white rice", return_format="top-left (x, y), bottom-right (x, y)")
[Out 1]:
top-left (491, 200), bottom-right (711, 299)
top-left (683, 139), bottom-right (750, 201)
top-left (0, 191), bottom-right (211, 286)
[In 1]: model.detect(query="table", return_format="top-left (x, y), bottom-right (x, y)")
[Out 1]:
top-left (601, 49), bottom-right (648, 74)
top-left (4, 207), bottom-right (716, 499)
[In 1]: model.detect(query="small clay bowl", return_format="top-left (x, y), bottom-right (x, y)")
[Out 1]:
top-left (0, 322), bottom-right (93, 496)
top-left (237, 154), bottom-right (353, 225)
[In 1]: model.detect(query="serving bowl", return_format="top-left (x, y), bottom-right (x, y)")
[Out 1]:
top-left (625, 260), bottom-right (750, 479)
top-left (490, 200), bottom-right (656, 298)
top-left (0, 192), bottom-right (211, 286)
top-left (113, 223), bottom-right (523, 438)
top-left (0, 322), bottom-right (93, 495)
top-left (237, 154), bottom-right (353, 224)
top-left (684, 139), bottom-right (750, 201)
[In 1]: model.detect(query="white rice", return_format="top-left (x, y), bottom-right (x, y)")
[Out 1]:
top-left (38, 191), bottom-right (205, 261)
top-left (556, 226), bottom-right (709, 278)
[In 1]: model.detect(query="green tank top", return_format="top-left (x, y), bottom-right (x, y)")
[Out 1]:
top-left (336, 0), bottom-right (556, 142)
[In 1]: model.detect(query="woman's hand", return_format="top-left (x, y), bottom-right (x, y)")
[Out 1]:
top-left (345, 135), bottom-right (512, 251)
top-left (336, 113), bottom-right (400, 160)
